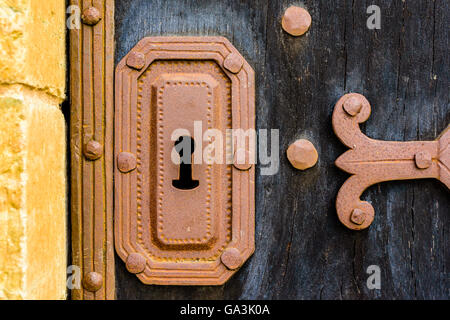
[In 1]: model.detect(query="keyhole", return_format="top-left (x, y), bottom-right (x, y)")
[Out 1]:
top-left (172, 136), bottom-right (199, 190)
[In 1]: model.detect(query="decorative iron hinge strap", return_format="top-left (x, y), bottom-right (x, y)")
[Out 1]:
top-left (333, 93), bottom-right (449, 230)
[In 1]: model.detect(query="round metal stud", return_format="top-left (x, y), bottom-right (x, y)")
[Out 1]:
top-left (415, 151), bottom-right (432, 169)
top-left (282, 6), bottom-right (312, 36)
top-left (126, 52), bottom-right (146, 70)
top-left (118, 152), bottom-right (137, 173)
top-left (84, 140), bottom-right (103, 161)
top-left (81, 7), bottom-right (102, 26)
top-left (287, 139), bottom-right (318, 170)
top-left (126, 253), bottom-right (146, 274)
top-left (343, 95), bottom-right (364, 117)
top-left (221, 248), bottom-right (243, 270)
top-left (233, 149), bottom-right (253, 171)
top-left (82, 272), bottom-right (103, 292)
top-left (223, 53), bottom-right (244, 74)
top-left (350, 208), bottom-right (366, 225)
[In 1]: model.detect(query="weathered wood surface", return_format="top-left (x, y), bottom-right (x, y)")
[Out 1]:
top-left (114, 0), bottom-right (449, 299)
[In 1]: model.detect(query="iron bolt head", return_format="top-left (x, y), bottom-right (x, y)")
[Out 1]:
top-left (126, 52), bottom-right (146, 70)
top-left (282, 6), bottom-right (312, 36)
top-left (126, 253), bottom-right (146, 274)
top-left (84, 140), bottom-right (103, 161)
top-left (82, 272), bottom-right (103, 292)
top-left (223, 53), bottom-right (244, 74)
top-left (221, 248), bottom-right (243, 270)
top-left (350, 209), bottom-right (366, 225)
top-left (81, 7), bottom-right (102, 26)
top-left (343, 96), bottom-right (364, 116)
top-left (415, 151), bottom-right (432, 169)
top-left (233, 149), bottom-right (253, 171)
top-left (118, 152), bottom-right (137, 173)
top-left (287, 139), bottom-right (318, 170)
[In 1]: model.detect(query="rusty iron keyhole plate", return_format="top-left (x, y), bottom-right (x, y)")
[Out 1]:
top-left (114, 37), bottom-right (255, 285)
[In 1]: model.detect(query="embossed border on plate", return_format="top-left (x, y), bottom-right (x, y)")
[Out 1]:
top-left (115, 37), bottom-right (255, 285)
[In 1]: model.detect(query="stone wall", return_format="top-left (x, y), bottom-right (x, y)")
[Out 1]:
top-left (0, 0), bottom-right (66, 300)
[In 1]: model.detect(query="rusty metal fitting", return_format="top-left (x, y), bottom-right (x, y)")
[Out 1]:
top-left (81, 7), bottom-right (102, 26)
top-left (282, 6), bottom-right (312, 36)
top-left (126, 253), bottom-right (146, 274)
top-left (287, 139), bottom-right (318, 170)
top-left (126, 52), bottom-right (146, 70)
top-left (117, 152), bottom-right (137, 173)
top-left (223, 53), bottom-right (244, 74)
top-left (221, 248), bottom-right (243, 270)
top-left (84, 140), bottom-right (103, 161)
top-left (114, 37), bottom-right (255, 285)
top-left (233, 149), bottom-right (253, 171)
top-left (350, 209), bottom-right (366, 225)
top-left (82, 272), bottom-right (103, 292)
top-left (333, 93), bottom-right (449, 231)
top-left (415, 151), bottom-right (432, 169)
top-left (343, 95), bottom-right (364, 116)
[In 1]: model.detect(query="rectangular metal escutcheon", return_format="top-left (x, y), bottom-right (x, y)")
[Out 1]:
top-left (114, 37), bottom-right (255, 285)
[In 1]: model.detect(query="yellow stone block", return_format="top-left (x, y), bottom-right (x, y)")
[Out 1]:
top-left (0, 0), bottom-right (66, 300)
top-left (0, 86), bottom-right (66, 300)
top-left (0, 0), bottom-right (66, 99)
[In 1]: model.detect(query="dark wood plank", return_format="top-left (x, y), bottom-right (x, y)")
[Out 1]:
top-left (114, 0), bottom-right (449, 299)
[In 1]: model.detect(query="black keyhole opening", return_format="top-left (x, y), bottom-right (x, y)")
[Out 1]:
top-left (172, 136), bottom-right (200, 190)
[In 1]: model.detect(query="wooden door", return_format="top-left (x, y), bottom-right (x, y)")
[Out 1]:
top-left (112, 0), bottom-right (449, 299)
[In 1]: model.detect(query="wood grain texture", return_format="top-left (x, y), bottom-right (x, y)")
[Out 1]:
top-left (114, 0), bottom-right (449, 299)
top-left (70, 0), bottom-right (115, 300)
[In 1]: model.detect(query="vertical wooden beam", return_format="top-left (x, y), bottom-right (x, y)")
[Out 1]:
top-left (70, 0), bottom-right (115, 300)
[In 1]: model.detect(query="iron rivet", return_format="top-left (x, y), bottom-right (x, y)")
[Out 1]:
top-left (84, 140), bottom-right (103, 161)
top-left (415, 151), bottom-right (432, 169)
top-left (282, 6), bottom-right (312, 36)
top-left (126, 253), bottom-right (146, 274)
top-left (287, 139), bottom-right (318, 170)
top-left (343, 96), bottom-right (364, 116)
top-left (82, 272), bottom-right (103, 292)
top-left (81, 7), bottom-right (102, 26)
top-left (118, 152), bottom-right (137, 173)
top-left (126, 52), bottom-right (146, 70)
top-left (350, 209), bottom-right (366, 225)
top-left (223, 53), bottom-right (244, 74)
top-left (221, 248), bottom-right (243, 270)
top-left (233, 149), bottom-right (253, 171)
